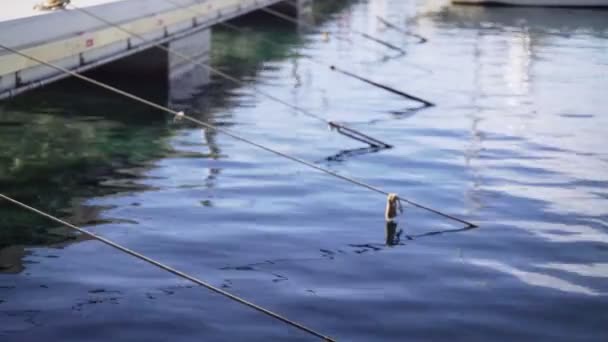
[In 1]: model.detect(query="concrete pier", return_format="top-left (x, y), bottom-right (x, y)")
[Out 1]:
top-left (0, 0), bottom-right (310, 100)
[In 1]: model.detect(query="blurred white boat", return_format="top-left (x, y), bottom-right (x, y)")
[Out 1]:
top-left (452, 0), bottom-right (608, 7)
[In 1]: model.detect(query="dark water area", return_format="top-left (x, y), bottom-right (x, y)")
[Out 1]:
top-left (1, 0), bottom-right (608, 341)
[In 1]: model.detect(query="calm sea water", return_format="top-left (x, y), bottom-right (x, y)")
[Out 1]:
top-left (1, 0), bottom-right (608, 341)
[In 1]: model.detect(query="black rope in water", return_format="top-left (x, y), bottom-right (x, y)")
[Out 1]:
top-left (376, 16), bottom-right (428, 44)
top-left (258, 5), bottom-right (406, 54)
top-left (0, 43), bottom-right (476, 227)
top-left (330, 66), bottom-right (435, 108)
top-left (66, 3), bottom-right (390, 150)
top-left (0, 194), bottom-right (336, 342)
top-left (324, 146), bottom-right (383, 163)
top-left (357, 32), bottom-right (406, 54)
top-left (329, 122), bottom-right (391, 148)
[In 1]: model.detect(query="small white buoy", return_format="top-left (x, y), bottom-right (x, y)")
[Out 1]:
top-left (173, 111), bottom-right (185, 123)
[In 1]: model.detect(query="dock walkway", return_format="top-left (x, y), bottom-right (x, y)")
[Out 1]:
top-left (0, 0), bottom-right (284, 99)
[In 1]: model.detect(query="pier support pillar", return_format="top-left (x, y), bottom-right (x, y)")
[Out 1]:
top-left (295, 0), bottom-right (313, 21)
top-left (167, 28), bottom-right (211, 103)
top-left (272, 0), bottom-right (313, 20)
top-left (84, 28), bottom-right (211, 104)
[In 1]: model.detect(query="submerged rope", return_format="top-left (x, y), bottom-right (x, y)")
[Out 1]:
top-left (376, 16), bottom-right (428, 44)
top-left (280, 0), bottom-right (427, 45)
top-left (0, 43), bottom-right (476, 228)
top-left (0, 194), bottom-right (336, 341)
top-left (330, 66), bottom-right (434, 107)
top-left (66, 3), bottom-right (389, 149)
top-left (257, 4), bottom-right (406, 54)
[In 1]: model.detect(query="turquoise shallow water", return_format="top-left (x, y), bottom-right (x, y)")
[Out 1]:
top-left (1, 0), bottom-right (608, 341)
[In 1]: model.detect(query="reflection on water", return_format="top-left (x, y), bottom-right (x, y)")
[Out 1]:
top-left (469, 259), bottom-right (601, 297)
top-left (538, 262), bottom-right (608, 278)
top-left (1, 0), bottom-right (608, 341)
top-left (384, 221), bottom-right (402, 246)
top-left (0, 81), bottom-right (173, 271)
top-left (0, 81), bottom-right (171, 238)
top-left (429, 4), bottom-right (608, 35)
